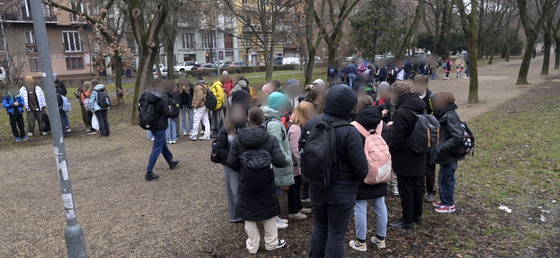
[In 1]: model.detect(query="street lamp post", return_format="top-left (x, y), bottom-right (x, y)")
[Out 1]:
top-left (30, 1), bottom-right (87, 258)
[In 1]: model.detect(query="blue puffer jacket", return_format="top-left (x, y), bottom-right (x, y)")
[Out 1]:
top-left (3, 92), bottom-right (25, 115)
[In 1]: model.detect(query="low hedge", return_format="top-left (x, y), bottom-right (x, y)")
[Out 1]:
top-left (177, 64), bottom-right (298, 77)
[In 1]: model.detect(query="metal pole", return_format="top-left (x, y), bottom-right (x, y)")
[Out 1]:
top-left (0, 10), bottom-right (13, 82)
top-left (215, 8), bottom-right (220, 75)
top-left (30, 1), bottom-right (87, 258)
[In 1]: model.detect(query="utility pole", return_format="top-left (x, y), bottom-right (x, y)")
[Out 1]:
top-left (30, 1), bottom-right (87, 258)
top-left (215, 8), bottom-right (220, 75)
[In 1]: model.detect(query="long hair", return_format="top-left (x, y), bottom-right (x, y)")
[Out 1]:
top-left (291, 101), bottom-right (315, 128)
top-left (316, 89), bottom-right (330, 115)
top-left (304, 85), bottom-right (318, 103)
top-left (223, 104), bottom-right (247, 135)
top-left (82, 81), bottom-right (92, 95)
top-left (178, 77), bottom-right (190, 94)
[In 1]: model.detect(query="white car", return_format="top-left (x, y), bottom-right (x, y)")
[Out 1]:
top-left (282, 57), bottom-right (301, 65)
top-left (174, 61), bottom-right (197, 71)
top-left (0, 67), bottom-right (6, 83)
top-left (153, 67), bottom-right (168, 79)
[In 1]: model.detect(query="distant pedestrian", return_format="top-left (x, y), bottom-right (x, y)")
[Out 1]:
top-left (346, 61), bottom-right (358, 88)
top-left (165, 80), bottom-right (180, 144)
top-left (444, 59), bottom-right (452, 80)
top-left (74, 81), bottom-right (94, 134)
top-left (3, 84), bottom-right (28, 142)
top-left (139, 79), bottom-right (180, 181)
top-left (178, 76), bottom-right (194, 136)
top-left (210, 73), bottom-right (226, 138)
top-left (53, 73), bottom-right (70, 132)
top-left (532, 48), bottom-right (536, 59)
top-left (55, 83), bottom-right (69, 138)
top-left (19, 76), bottom-right (47, 137)
top-left (90, 80), bottom-right (110, 137)
top-left (227, 107), bottom-right (288, 254)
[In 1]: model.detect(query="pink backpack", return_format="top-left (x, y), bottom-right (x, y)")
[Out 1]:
top-left (351, 121), bottom-right (392, 185)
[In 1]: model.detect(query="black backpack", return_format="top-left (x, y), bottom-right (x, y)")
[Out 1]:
top-left (42, 113), bottom-right (51, 132)
top-left (168, 96), bottom-right (180, 119)
top-left (239, 149), bottom-right (274, 190)
top-left (200, 83), bottom-right (217, 110)
top-left (450, 121), bottom-right (475, 157)
top-left (387, 68), bottom-right (397, 81)
top-left (406, 110), bottom-right (441, 153)
top-left (138, 92), bottom-right (158, 130)
top-left (96, 89), bottom-right (111, 109)
top-left (301, 119), bottom-right (349, 190)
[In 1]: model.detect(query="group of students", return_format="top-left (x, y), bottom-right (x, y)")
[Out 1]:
top-left (158, 72), bottom-right (468, 256)
top-left (2, 75), bottom-right (110, 141)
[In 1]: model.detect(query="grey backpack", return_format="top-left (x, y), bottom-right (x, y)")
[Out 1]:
top-left (406, 110), bottom-right (440, 153)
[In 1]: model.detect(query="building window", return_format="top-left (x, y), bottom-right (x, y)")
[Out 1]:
top-left (63, 31), bottom-right (82, 52)
top-left (225, 51), bottom-right (233, 57)
top-left (182, 33), bottom-right (194, 49)
top-left (70, 1), bottom-right (88, 22)
top-left (242, 0), bottom-right (248, 5)
top-left (24, 31), bottom-right (35, 44)
top-left (127, 38), bottom-right (136, 53)
top-left (202, 33), bottom-right (216, 49)
top-left (20, 0), bottom-right (31, 18)
top-left (29, 59), bottom-right (41, 72)
top-left (224, 34), bottom-right (233, 49)
top-left (66, 57), bottom-right (84, 70)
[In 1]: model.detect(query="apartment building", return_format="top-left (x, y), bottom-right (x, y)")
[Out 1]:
top-left (1, 0), bottom-right (95, 80)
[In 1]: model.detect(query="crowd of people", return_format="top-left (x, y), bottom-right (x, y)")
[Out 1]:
top-left (139, 67), bottom-right (472, 256)
top-left (2, 74), bottom-right (111, 141)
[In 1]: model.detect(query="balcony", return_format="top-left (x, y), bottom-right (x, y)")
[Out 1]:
top-left (2, 12), bottom-right (57, 23)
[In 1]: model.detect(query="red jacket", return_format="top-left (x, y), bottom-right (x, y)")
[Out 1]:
top-left (374, 98), bottom-right (386, 106)
top-left (222, 79), bottom-right (234, 97)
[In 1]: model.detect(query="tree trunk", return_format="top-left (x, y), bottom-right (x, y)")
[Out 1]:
top-left (554, 36), bottom-right (560, 69)
top-left (305, 49), bottom-right (317, 85)
top-left (488, 44), bottom-right (495, 65)
top-left (505, 44), bottom-right (511, 62)
top-left (516, 40), bottom-right (535, 85)
top-left (113, 53), bottom-right (124, 101)
top-left (397, 0), bottom-right (424, 60)
top-left (541, 28), bottom-right (552, 75)
top-left (166, 39), bottom-right (176, 80)
top-left (467, 26), bottom-right (479, 103)
top-left (327, 43), bottom-right (338, 66)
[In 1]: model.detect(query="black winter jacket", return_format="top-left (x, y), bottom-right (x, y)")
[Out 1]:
top-left (432, 103), bottom-right (465, 164)
top-left (141, 91), bottom-right (174, 131)
top-left (299, 85), bottom-right (368, 195)
top-left (389, 93), bottom-right (427, 177)
top-left (353, 106), bottom-right (390, 200)
top-left (54, 79), bottom-right (67, 96)
top-left (180, 82), bottom-right (194, 108)
top-left (227, 126), bottom-right (287, 221)
top-left (215, 127), bottom-right (231, 166)
top-left (421, 88), bottom-right (435, 115)
top-left (377, 67), bottom-right (388, 82)
top-left (168, 91), bottom-right (182, 108)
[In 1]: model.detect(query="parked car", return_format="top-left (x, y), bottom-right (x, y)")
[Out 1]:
top-left (214, 61), bottom-right (229, 68)
top-left (229, 61), bottom-right (248, 67)
top-left (197, 63), bottom-right (218, 70)
top-left (282, 57), bottom-right (300, 65)
top-left (385, 54), bottom-right (395, 59)
top-left (256, 61), bottom-right (266, 66)
top-left (222, 61), bottom-right (233, 67)
top-left (0, 67), bottom-right (6, 83)
top-left (153, 64), bottom-right (166, 70)
top-left (273, 56), bottom-right (285, 65)
top-left (153, 67), bottom-right (168, 79)
top-left (374, 55), bottom-right (384, 61)
top-left (174, 61), bottom-right (197, 71)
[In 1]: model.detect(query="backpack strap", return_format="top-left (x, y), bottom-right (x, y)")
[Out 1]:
top-left (374, 122), bottom-right (383, 136)
top-left (350, 121), bottom-right (369, 138)
top-left (330, 120), bottom-right (350, 128)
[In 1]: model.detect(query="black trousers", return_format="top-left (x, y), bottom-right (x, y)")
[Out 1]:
top-left (288, 175), bottom-right (303, 214)
top-left (302, 182), bottom-right (309, 199)
top-left (95, 109), bottom-right (110, 136)
top-left (423, 155), bottom-right (437, 194)
top-left (10, 114), bottom-right (25, 138)
top-left (397, 175), bottom-right (423, 224)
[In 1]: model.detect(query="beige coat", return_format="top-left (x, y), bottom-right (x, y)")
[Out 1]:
top-left (192, 82), bottom-right (209, 109)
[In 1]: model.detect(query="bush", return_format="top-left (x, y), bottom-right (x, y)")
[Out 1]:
top-left (176, 64), bottom-right (297, 77)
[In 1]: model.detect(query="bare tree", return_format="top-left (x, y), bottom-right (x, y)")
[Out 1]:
top-left (423, 0), bottom-right (453, 58)
top-left (456, 0), bottom-right (480, 103)
top-left (223, 0), bottom-right (297, 82)
top-left (396, 0), bottom-right (425, 60)
top-left (124, 0), bottom-right (168, 124)
top-left (540, 1), bottom-right (559, 75)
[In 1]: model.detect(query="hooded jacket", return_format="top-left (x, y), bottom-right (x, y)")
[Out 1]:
top-left (180, 82), bottom-right (194, 108)
top-left (262, 106), bottom-right (294, 187)
top-left (211, 80), bottom-right (225, 110)
top-left (192, 81), bottom-right (209, 109)
top-left (389, 93), bottom-right (427, 177)
top-left (54, 79), bottom-right (67, 96)
top-left (353, 106), bottom-right (390, 199)
top-left (3, 92), bottom-right (25, 115)
top-left (227, 126), bottom-right (287, 221)
top-left (230, 80), bottom-right (250, 95)
top-left (299, 85), bottom-right (369, 194)
top-left (431, 103), bottom-right (465, 164)
top-left (421, 88), bottom-right (435, 115)
top-left (222, 78), bottom-right (234, 97)
top-left (90, 84), bottom-right (109, 112)
top-left (140, 90), bottom-right (175, 131)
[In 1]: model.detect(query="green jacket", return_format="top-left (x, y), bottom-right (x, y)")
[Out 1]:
top-left (261, 106), bottom-right (294, 187)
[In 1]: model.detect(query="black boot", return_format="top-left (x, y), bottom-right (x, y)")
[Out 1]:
top-left (169, 160), bottom-right (179, 170)
top-left (389, 219), bottom-right (413, 229)
top-left (145, 172), bottom-right (160, 181)
top-left (413, 216), bottom-right (423, 225)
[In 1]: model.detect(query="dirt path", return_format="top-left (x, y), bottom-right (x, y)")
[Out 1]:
top-left (0, 56), bottom-right (557, 257)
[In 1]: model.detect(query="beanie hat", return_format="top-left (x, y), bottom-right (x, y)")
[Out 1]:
top-left (262, 83), bottom-right (274, 93)
top-left (268, 92), bottom-right (288, 111)
top-left (222, 71), bottom-right (228, 76)
top-left (379, 81), bottom-right (390, 90)
top-left (287, 79), bottom-right (299, 85)
top-left (25, 76), bottom-right (34, 84)
top-left (231, 90), bottom-right (251, 105)
top-left (53, 73), bottom-right (57, 79)
top-left (312, 79), bottom-right (325, 87)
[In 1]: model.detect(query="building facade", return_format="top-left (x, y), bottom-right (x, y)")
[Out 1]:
top-left (1, 0), bottom-right (95, 80)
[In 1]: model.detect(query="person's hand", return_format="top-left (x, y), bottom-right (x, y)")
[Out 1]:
top-left (387, 121), bottom-right (393, 129)
top-left (14, 102), bottom-right (19, 106)
top-left (73, 92), bottom-right (79, 98)
top-left (382, 109), bottom-right (388, 117)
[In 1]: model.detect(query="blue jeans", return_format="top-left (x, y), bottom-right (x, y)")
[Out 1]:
top-left (354, 197), bottom-right (387, 241)
top-left (147, 130), bottom-right (173, 172)
top-left (64, 112), bottom-right (70, 127)
top-left (432, 68), bottom-right (438, 79)
top-left (147, 130), bottom-right (154, 140)
top-left (348, 74), bottom-right (357, 89)
top-left (166, 118), bottom-right (177, 141)
top-left (309, 189), bottom-right (356, 258)
top-left (438, 162), bottom-right (458, 206)
top-left (181, 106), bottom-right (193, 133)
top-left (465, 65), bottom-right (470, 77)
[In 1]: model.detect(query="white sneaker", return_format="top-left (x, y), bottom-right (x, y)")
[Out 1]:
top-left (276, 221), bottom-right (288, 229)
top-left (276, 216), bottom-right (288, 224)
top-left (172, 141), bottom-right (176, 144)
top-left (199, 135), bottom-right (210, 140)
top-left (266, 240), bottom-right (286, 251)
top-left (300, 208), bottom-right (312, 214)
top-left (301, 198), bottom-right (311, 203)
top-left (182, 132), bottom-right (188, 136)
top-left (28, 133), bottom-right (33, 137)
top-left (66, 127), bottom-right (71, 133)
top-left (189, 135), bottom-right (197, 141)
top-left (288, 212), bottom-right (307, 220)
top-left (41, 132), bottom-right (48, 136)
top-left (167, 141), bottom-right (172, 144)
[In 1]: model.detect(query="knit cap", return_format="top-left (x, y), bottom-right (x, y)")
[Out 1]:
top-left (268, 92), bottom-right (288, 111)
